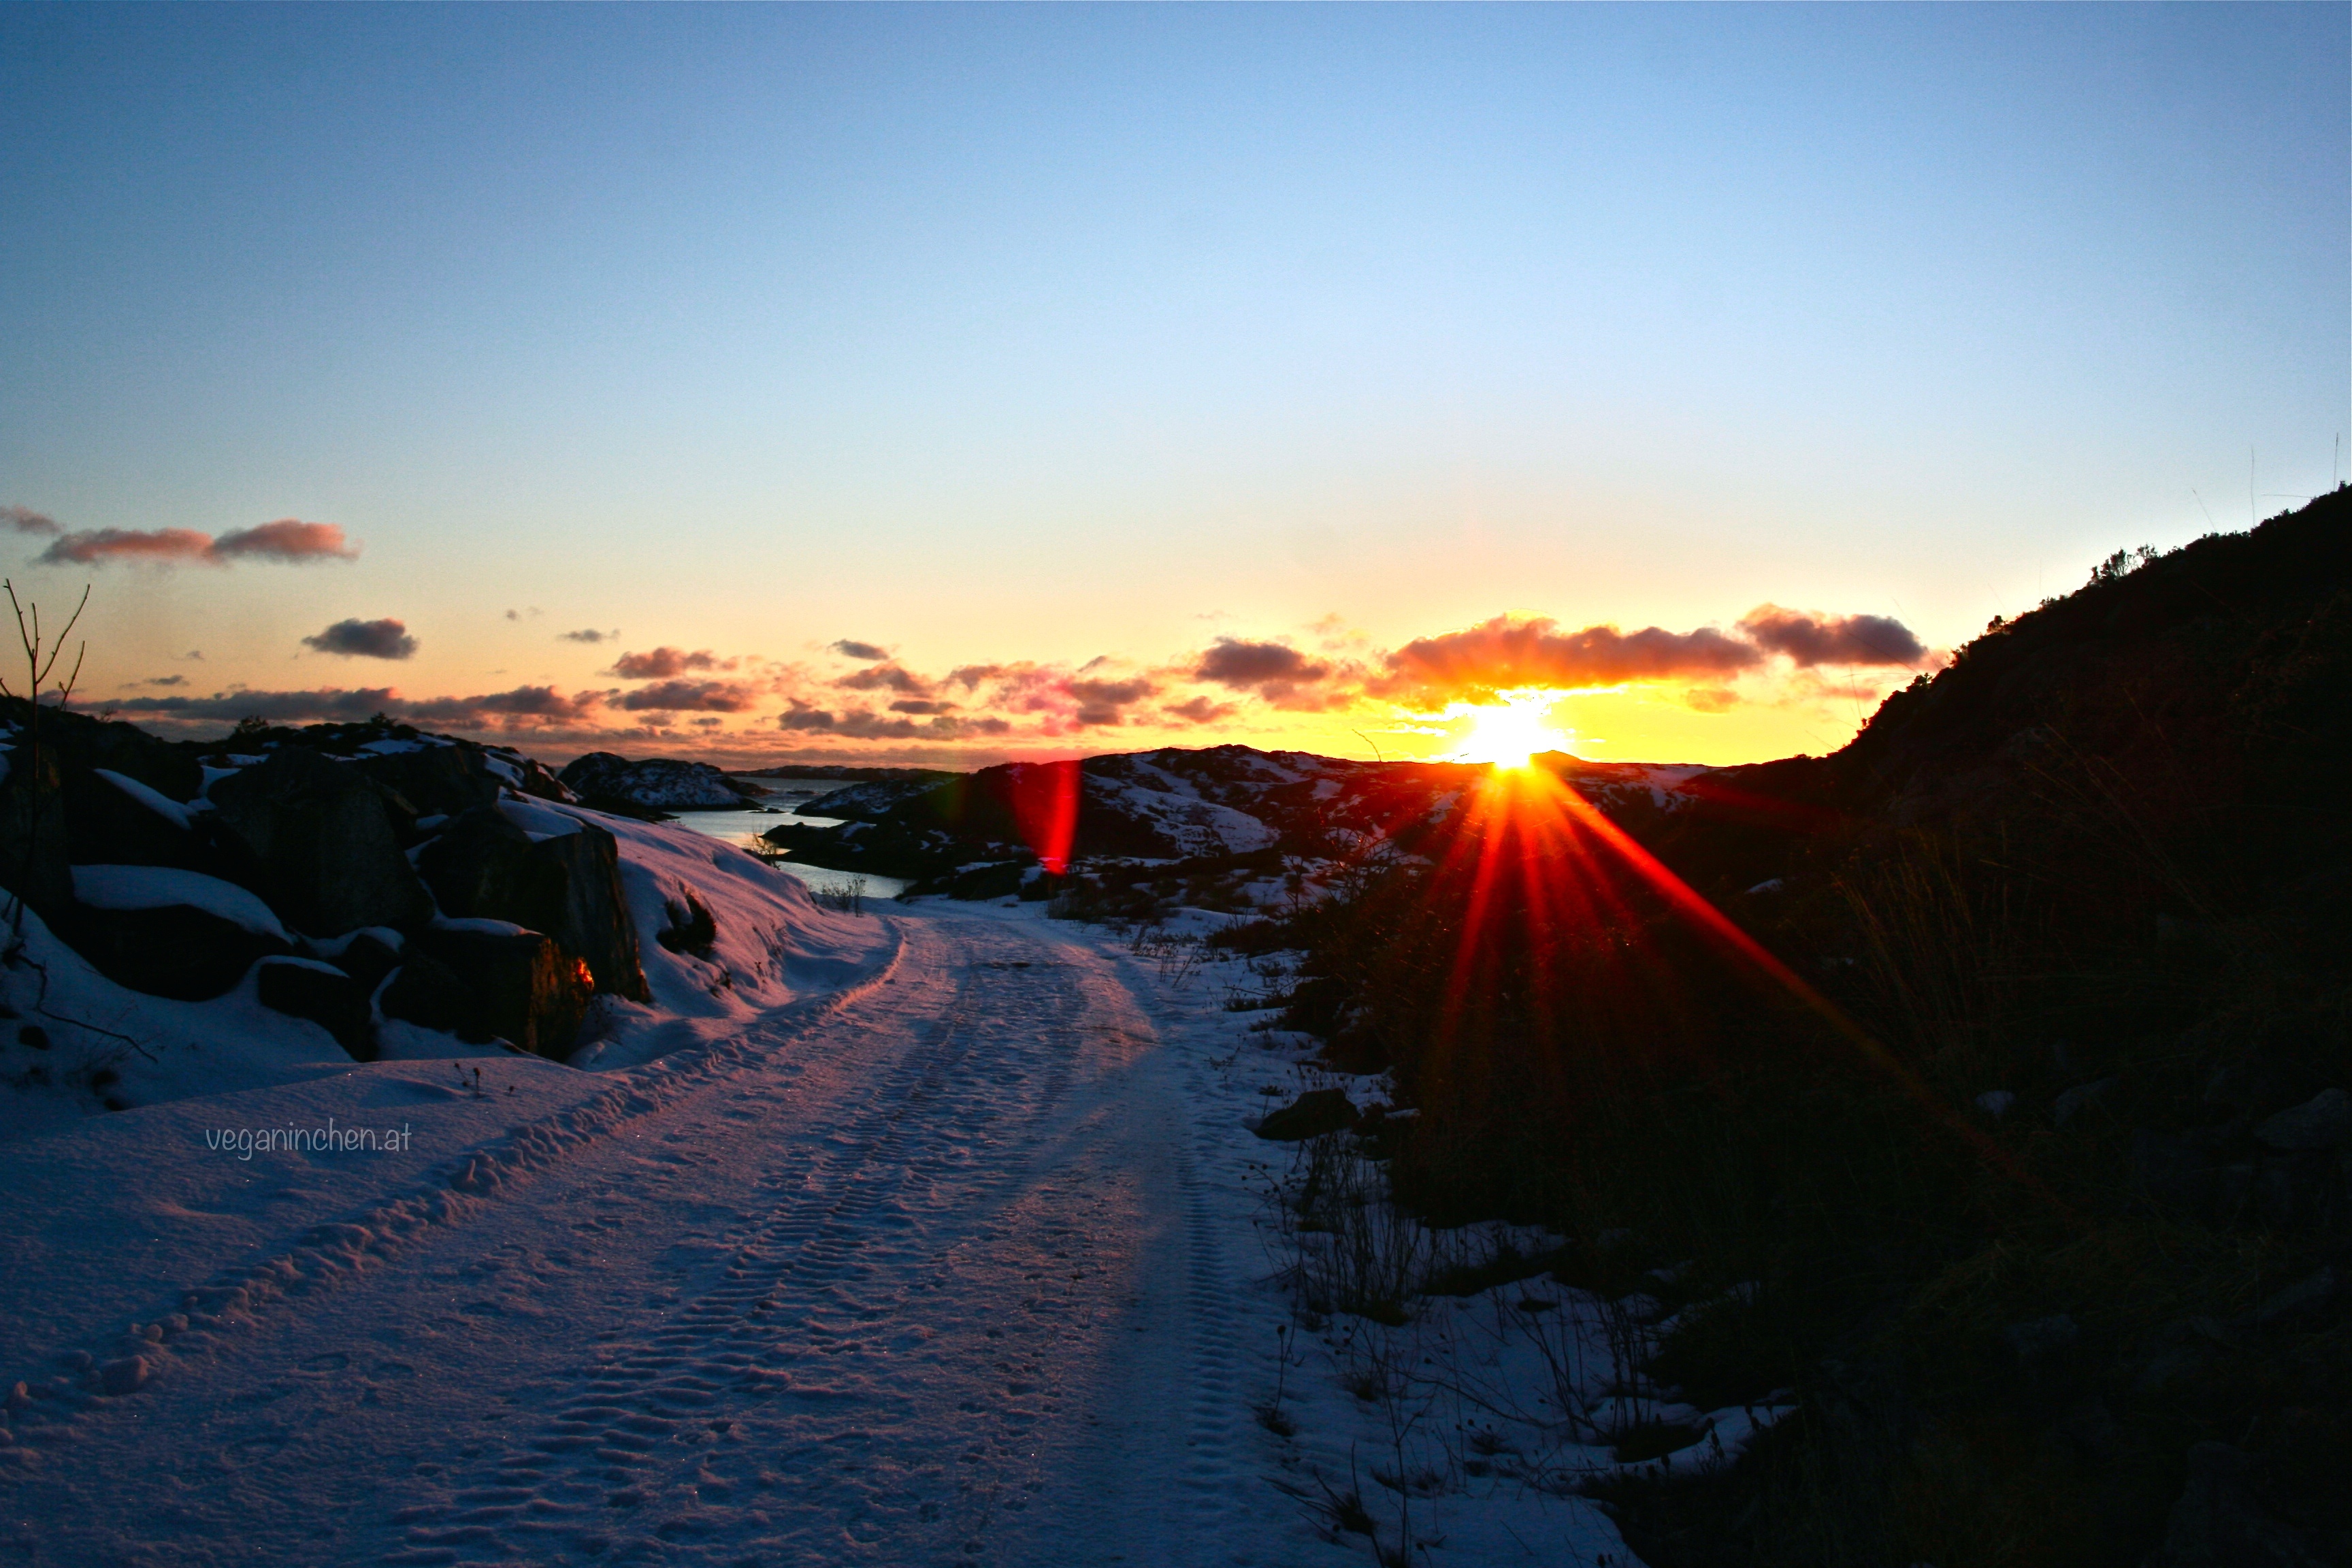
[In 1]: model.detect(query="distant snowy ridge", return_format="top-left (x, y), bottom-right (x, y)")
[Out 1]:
top-left (781, 742), bottom-right (1712, 893)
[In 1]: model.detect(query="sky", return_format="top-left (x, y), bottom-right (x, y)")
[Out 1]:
top-left (1, 3), bottom-right (2345, 768)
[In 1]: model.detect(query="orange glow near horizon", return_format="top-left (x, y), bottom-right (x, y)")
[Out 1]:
top-left (1450, 694), bottom-right (1569, 770)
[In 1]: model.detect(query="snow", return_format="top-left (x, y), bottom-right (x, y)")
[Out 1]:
top-left (0, 891), bottom-right (1678, 1565)
top-left (69, 864), bottom-right (291, 942)
top-left (90, 768), bottom-right (196, 829)
top-left (495, 796), bottom-right (583, 840)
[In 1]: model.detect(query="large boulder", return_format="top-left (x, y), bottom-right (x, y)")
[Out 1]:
top-left (54, 902), bottom-right (289, 1002)
top-left (20, 705), bottom-right (203, 803)
top-left (0, 742), bottom-right (70, 913)
top-left (62, 766), bottom-right (225, 875)
top-left (397, 926), bottom-right (595, 1060)
top-left (378, 947), bottom-right (485, 1042)
top-left (415, 806), bottom-right (533, 919)
top-left (255, 957), bottom-right (374, 1060)
top-left (514, 824), bottom-right (650, 1002)
top-left (416, 809), bottom-right (649, 1001)
top-left (350, 745), bottom-right (503, 826)
top-left (208, 749), bottom-right (433, 936)
top-left (56, 864), bottom-right (294, 1000)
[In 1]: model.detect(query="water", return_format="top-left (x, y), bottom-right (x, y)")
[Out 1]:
top-left (672, 778), bottom-right (912, 901)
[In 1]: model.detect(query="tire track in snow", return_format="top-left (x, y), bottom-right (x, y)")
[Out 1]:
top-left (0, 928), bottom-right (906, 1455)
top-left (376, 920), bottom-right (1094, 1565)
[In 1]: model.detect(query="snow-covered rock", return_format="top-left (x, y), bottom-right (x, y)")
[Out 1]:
top-left (557, 751), bottom-right (768, 811)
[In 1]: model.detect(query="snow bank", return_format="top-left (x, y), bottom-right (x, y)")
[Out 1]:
top-left (0, 801), bottom-right (894, 1140)
top-left (69, 865), bottom-right (291, 942)
top-left (555, 802), bottom-right (890, 1070)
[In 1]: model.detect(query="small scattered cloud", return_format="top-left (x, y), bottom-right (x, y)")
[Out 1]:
top-left (561, 628), bottom-right (619, 644)
top-left (1682, 685), bottom-right (1741, 713)
top-left (1164, 696), bottom-right (1237, 723)
top-left (1196, 638), bottom-right (1331, 691)
top-left (402, 681), bottom-right (592, 719)
top-left (835, 663), bottom-right (928, 696)
top-left (608, 647), bottom-right (734, 680)
top-left (1737, 605), bottom-right (1926, 668)
top-left (3, 505), bottom-right (59, 536)
top-left (1068, 677), bottom-right (1155, 726)
top-left (617, 679), bottom-right (753, 713)
top-left (830, 639), bottom-right (889, 661)
top-left (301, 617), bottom-right (417, 660)
top-left (37, 518), bottom-right (358, 568)
top-left (1190, 637), bottom-right (1348, 708)
top-left (137, 674), bottom-right (186, 689)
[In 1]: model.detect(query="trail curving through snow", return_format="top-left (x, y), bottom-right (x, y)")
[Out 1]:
top-left (1, 906), bottom-right (1314, 1567)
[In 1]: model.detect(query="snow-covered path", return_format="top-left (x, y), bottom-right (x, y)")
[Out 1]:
top-left (2, 908), bottom-right (1279, 1567)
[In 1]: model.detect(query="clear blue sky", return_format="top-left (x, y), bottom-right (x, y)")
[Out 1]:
top-left (1, 3), bottom-right (2344, 763)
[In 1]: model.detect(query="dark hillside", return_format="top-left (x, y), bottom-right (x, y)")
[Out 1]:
top-left (1234, 488), bottom-right (2352, 1567)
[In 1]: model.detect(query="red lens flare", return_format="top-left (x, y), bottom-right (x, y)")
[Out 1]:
top-left (1404, 763), bottom-right (2055, 1207)
top-left (1000, 760), bottom-right (1080, 875)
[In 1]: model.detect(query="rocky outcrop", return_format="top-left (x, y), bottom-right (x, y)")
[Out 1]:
top-left (351, 744), bottom-right (504, 822)
top-left (405, 926), bottom-right (594, 1060)
top-left (0, 740), bottom-right (69, 914)
top-left (558, 752), bottom-right (765, 812)
top-left (0, 707), bottom-right (675, 1064)
top-left (416, 807), bottom-right (649, 1002)
top-left (209, 749), bottom-right (434, 936)
top-left (255, 958), bottom-right (374, 1058)
top-left (53, 902), bottom-right (291, 1002)
top-left (1254, 1087), bottom-right (1361, 1141)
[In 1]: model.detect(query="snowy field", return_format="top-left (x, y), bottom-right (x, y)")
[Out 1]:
top-left (0, 894), bottom-right (1670, 1565)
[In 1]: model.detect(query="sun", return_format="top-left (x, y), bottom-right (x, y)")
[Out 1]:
top-left (1453, 696), bottom-right (1568, 770)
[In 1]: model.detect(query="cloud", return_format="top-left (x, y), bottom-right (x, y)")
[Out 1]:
top-left (1374, 615), bottom-right (1763, 706)
top-left (835, 663), bottom-right (928, 696)
top-left (1188, 636), bottom-right (1356, 710)
top-left (1682, 685), bottom-right (1741, 713)
top-left (1737, 605), bottom-right (1926, 667)
top-left (561, 628), bottom-right (619, 644)
top-left (606, 647), bottom-right (733, 680)
top-left (110, 683), bottom-right (605, 730)
top-left (617, 679), bottom-right (753, 713)
top-left (35, 518), bottom-right (359, 568)
top-left (136, 674), bottom-right (186, 688)
top-left (1068, 677), bottom-right (1155, 726)
top-left (775, 701), bottom-right (1007, 740)
top-left (39, 527), bottom-right (218, 566)
top-left (1164, 696), bottom-right (1238, 723)
top-left (888, 699), bottom-right (957, 715)
top-left (830, 639), bottom-right (889, 661)
top-left (1195, 638), bottom-right (1332, 691)
top-left (110, 687), bottom-right (403, 723)
top-left (301, 617), bottom-right (417, 660)
top-left (778, 700), bottom-right (836, 732)
top-left (410, 685), bottom-right (603, 722)
top-left (3, 506), bottom-right (58, 535)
